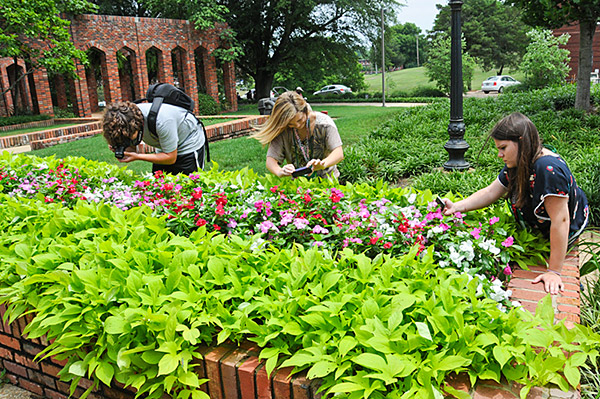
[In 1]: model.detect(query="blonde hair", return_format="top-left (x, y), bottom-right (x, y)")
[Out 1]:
top-left (251, 91), bottom-right (309, 145)
top-left (102, 101), bottom-right (144, 147)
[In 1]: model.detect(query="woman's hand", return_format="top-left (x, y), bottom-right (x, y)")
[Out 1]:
top-left (279, 164), bottom-right (296, 177)
top-left (441, 198), bottom-right (458, 216)
top-left (117, 151), bottom-right (138, 163)
top-left (533, 272), bottom-right (564, 295)
top-left (307, 158), bottom-right (326, 171)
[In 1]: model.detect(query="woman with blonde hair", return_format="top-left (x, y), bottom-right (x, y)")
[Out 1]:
top-left (252, 91), bottom-right (343, 178)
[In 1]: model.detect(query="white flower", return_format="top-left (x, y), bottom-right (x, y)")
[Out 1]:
top-left (478, 239), bottom-right (500, 256)
top-left (407, 193), bottom-right (417, 204)
top-left (449, 246), bottom-right (464, 265)
top-left (459, 240), bottom-right (475, 261)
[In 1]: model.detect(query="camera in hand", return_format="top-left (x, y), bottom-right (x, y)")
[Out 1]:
top-left (292, 166), bottom-right (312, 177)
top-left (114, 146), bottom-right (126, 159)
top-left (436, 196), bottom-right (446, 211)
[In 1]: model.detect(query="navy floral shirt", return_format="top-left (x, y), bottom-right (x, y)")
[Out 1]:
top-left (498, 155), bottom-right (589, 239)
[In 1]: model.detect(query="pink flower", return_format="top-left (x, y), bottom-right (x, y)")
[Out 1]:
top-left (503, 264), bottom-right (512, 275)
top-left (311, 241), bottom-right (324, 247)
top-left (502, 237), bottom-right (514, 247)
top-left (293, 217), bottom-right (309, 230)
top-left (254, 200), bottom-right (264, 212)
top-left (330, 188), bottom-right (344, 203)
top-left (162, 183), bottom-right (174, 191)
top-left (312, 225), bottom-right (329, 235)
top-left (489, 216), bottom-right (500, 225)
top-left (470, 228), bottom-right (481, 240)
top-left (227, 219), bottom-right (237, 228)
top-left (383, 242), bottom-right (393, 249)
top-left (260, 220), bottom-right (277, 234)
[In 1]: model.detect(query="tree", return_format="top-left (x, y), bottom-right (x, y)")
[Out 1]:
top-left (521, 28), bottom-right (571, 89)
top-left (431, 0), bottom-right (529, 75)
top-left (274, 37), bottom-right (367, 94)
top-left (147, 0), bottom-right (400, 99)
top-left (0, 0), bottom-right (97, 112)
top-left (370, 23), bottom-right (428, 70)
top-left (90, 0), bottom-right (150, 17)
top-left (424, 33), bottom-right (477, 94)
top-left (508, 0), bottom-right (600, 111)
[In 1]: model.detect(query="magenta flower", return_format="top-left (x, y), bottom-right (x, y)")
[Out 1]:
top-left (293, 217), bottom-right (309, 230)
top-left (260, 220), bottom-right (277, 234)
top-left (312, 225), bottom-right (329, 235)
top-left (503, 264), bottom-right (512, 275)
top-left (470, 228), bottom-right (481, 240)
top-left (311, 241), bottom-right (324, 247)
top-left (502, 237), bottom-right (514, 247)
top-left (489, 216), bottom-right (500, 225)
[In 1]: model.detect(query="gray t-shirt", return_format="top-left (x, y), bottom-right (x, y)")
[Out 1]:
top-left (136, 103), bottom-right (205, 155)
top-left (266, 112), bottom-right (343, 178)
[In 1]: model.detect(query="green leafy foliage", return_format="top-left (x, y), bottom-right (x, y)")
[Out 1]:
top-left (520, 28), bottom-right (571, 89)
top-left (0, 193), bottom-right (598, 398)
top-left (424, 33), bottom-right (478, 94)
top-left (339, 84), bottom-right (600, 226)
top-left (0, 114), bottom-right (52, 127)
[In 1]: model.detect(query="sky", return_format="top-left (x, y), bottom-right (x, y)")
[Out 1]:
top-left (396, 0), bottom-right (443, 33)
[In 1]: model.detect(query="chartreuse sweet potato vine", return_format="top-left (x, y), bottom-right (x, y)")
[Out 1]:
top-left (0, 195), bottom-right (599, 399)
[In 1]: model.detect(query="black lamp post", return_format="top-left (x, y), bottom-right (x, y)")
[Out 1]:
top-left (443, 0), bottom-right (470, 171)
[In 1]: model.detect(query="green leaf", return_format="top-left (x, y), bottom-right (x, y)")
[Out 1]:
top-left (104, 316), bottom-right (127, 335)
top-left (95, 362), bottom-right (114, 386)
top-left (352, 353), bottom-right (385, 371)
top-left (69, 361), bottom-right (86, 377)
top-left (307, 360), bottom-right (336, 379)
top-left (158, 353), bottom-right (179, 376)
top-left (443, 384), bottom-right (471, 399)
top-left (179, 371), bottom-right (199, 387)
top-left (493, 346), bottom-right (511, 368)
top-left (415, 322), bottom-right (432, 341)
top-left (535, 295), bottom-right (554, 324)
top-left (436, 356), bottom-right (470, 371)
top-left (338, 336), bottom-right (357, 358)
top-left (563, 364), bottom-right (580, 388)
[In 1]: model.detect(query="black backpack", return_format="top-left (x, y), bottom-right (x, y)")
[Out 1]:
top-left (136, 83), bottom-right (210, 163)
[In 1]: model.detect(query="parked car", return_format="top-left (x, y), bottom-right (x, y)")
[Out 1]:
top-left (481, 75), bottom-right (520, 93)
top-left (313, 84), bottom-right (352, 96)
top-left (591, 71), bottom-right (600, 84)
top-left (271, 86), bottom-right (289, 98)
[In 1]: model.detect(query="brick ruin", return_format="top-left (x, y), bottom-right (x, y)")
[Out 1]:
top-left (0, 14), bottom-right (238, 118)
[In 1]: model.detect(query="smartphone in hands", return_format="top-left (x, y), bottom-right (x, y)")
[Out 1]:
top-left (436, 196), bottom-right (446, 211)
top-left (292, 166), bottom-right (312, 178)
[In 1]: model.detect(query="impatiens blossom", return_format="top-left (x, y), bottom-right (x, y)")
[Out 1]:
top-left (502, 237), bottom-right (514, 247)
top-left (489, 216), bottom-right (500, 225)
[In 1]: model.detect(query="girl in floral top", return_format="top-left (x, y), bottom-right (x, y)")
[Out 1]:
top-left (251, 91), bottom-right (344, 179)
top-left (442, 112), bottom-right (588, 294)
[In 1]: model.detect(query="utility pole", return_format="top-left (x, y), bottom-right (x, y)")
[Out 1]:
top-left (381, 7), bottom-right (385, 107)
top-left (416, 35), bottom-right (420, 67)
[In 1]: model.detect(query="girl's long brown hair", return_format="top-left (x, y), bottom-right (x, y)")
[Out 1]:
top-left (489, 112), bottom-right (542, 208)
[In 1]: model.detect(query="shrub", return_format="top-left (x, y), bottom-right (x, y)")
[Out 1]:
top-left (0, 114), bottom-right (52, 127)
top-left (338, 86), bottom-right (600, 225)
top-left (53, 107), bottom-right (77, 118)
top-left (197, 93), bottom-right (218, 115)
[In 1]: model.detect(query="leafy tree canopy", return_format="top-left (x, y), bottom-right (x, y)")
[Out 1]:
top-left (146, 0), bottom-right (401, 98)
top-left (424, 33), bottom-right (477, 94)
top-left (0, 0), bottom-right (97, 78)
top-left (507, 0), bottom-right (600, 110)
top-left (274, 37), bottom-right (367, 94)
top-left (370, 22), bottom-right (428, 71)
top-left (431, 0), bottom-right (529, 75)
top-left (520, 28), bottom-right (571, 89)
top-left (90, 0), bottom-right (151, 17)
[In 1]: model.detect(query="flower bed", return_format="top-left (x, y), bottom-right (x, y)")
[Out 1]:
top-left (0, 153), bottom-right (597, 399)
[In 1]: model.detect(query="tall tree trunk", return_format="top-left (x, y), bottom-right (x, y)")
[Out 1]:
top-left (254, 69), bottom-right (275, 100)
top-left (575, 20), bottom-right (596, 111)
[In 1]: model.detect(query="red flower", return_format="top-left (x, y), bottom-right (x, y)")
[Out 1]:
top-left (195, 218), bottom-right (207, 227)
top-left (213, 224), bottom-right (221, 231)
top-left (270, 186), bottom-right (278, 193)
top-left (369, 236), bottom-right (379, 245)
top-left (154, 170), bottom-right (164, 179)
top-left (191, 189), bottom-right (203, 201)
top-left (216, 204), bottom-right (225, 216)
top-left (162, 183), bottom-right (174, 191)
top-left (383, 242), bottom-right (393, 249)
top-left (304, 193), bottom-right (312, 203)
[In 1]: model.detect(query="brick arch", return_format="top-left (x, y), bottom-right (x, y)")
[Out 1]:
top-left (145, 46), bottom-right (164, 85)
top-left (117, 46), bottom-right (141, 102)
top-left (85, 47), bottom-right (108, 112)
top-left (0, 14), bottom-right (238, 117)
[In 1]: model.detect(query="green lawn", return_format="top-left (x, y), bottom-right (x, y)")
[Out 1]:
top-left (30, 105), bottom-right (408, 177)
top-left (364, 66), bottom-right (525, 94)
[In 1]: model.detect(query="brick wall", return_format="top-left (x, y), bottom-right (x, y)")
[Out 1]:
top-left (0, 14), bottom-right (238, 118)
top-left (0, 244), bottom-right (582, 399)
top-left (554, 23), bottom-right (600, 81)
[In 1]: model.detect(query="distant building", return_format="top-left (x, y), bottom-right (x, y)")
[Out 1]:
top-left (554, 23), bottom-right (600, 82)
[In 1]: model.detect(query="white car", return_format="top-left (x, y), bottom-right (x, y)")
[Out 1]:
top-left (313, 84), bottom-right (352, 96)
top-left (481, 75), bottom-right (520, 93)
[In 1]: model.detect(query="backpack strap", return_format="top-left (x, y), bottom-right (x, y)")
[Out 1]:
top-left (147, 97), bottom-right (164, 137)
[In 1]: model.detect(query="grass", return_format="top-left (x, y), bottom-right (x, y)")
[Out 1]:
top-left (0, 123), bottom-right (80, 138)
top-left (29, 105), bottom-right (409, 177)
top-left (364, 66), bottom-right (525, 94)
